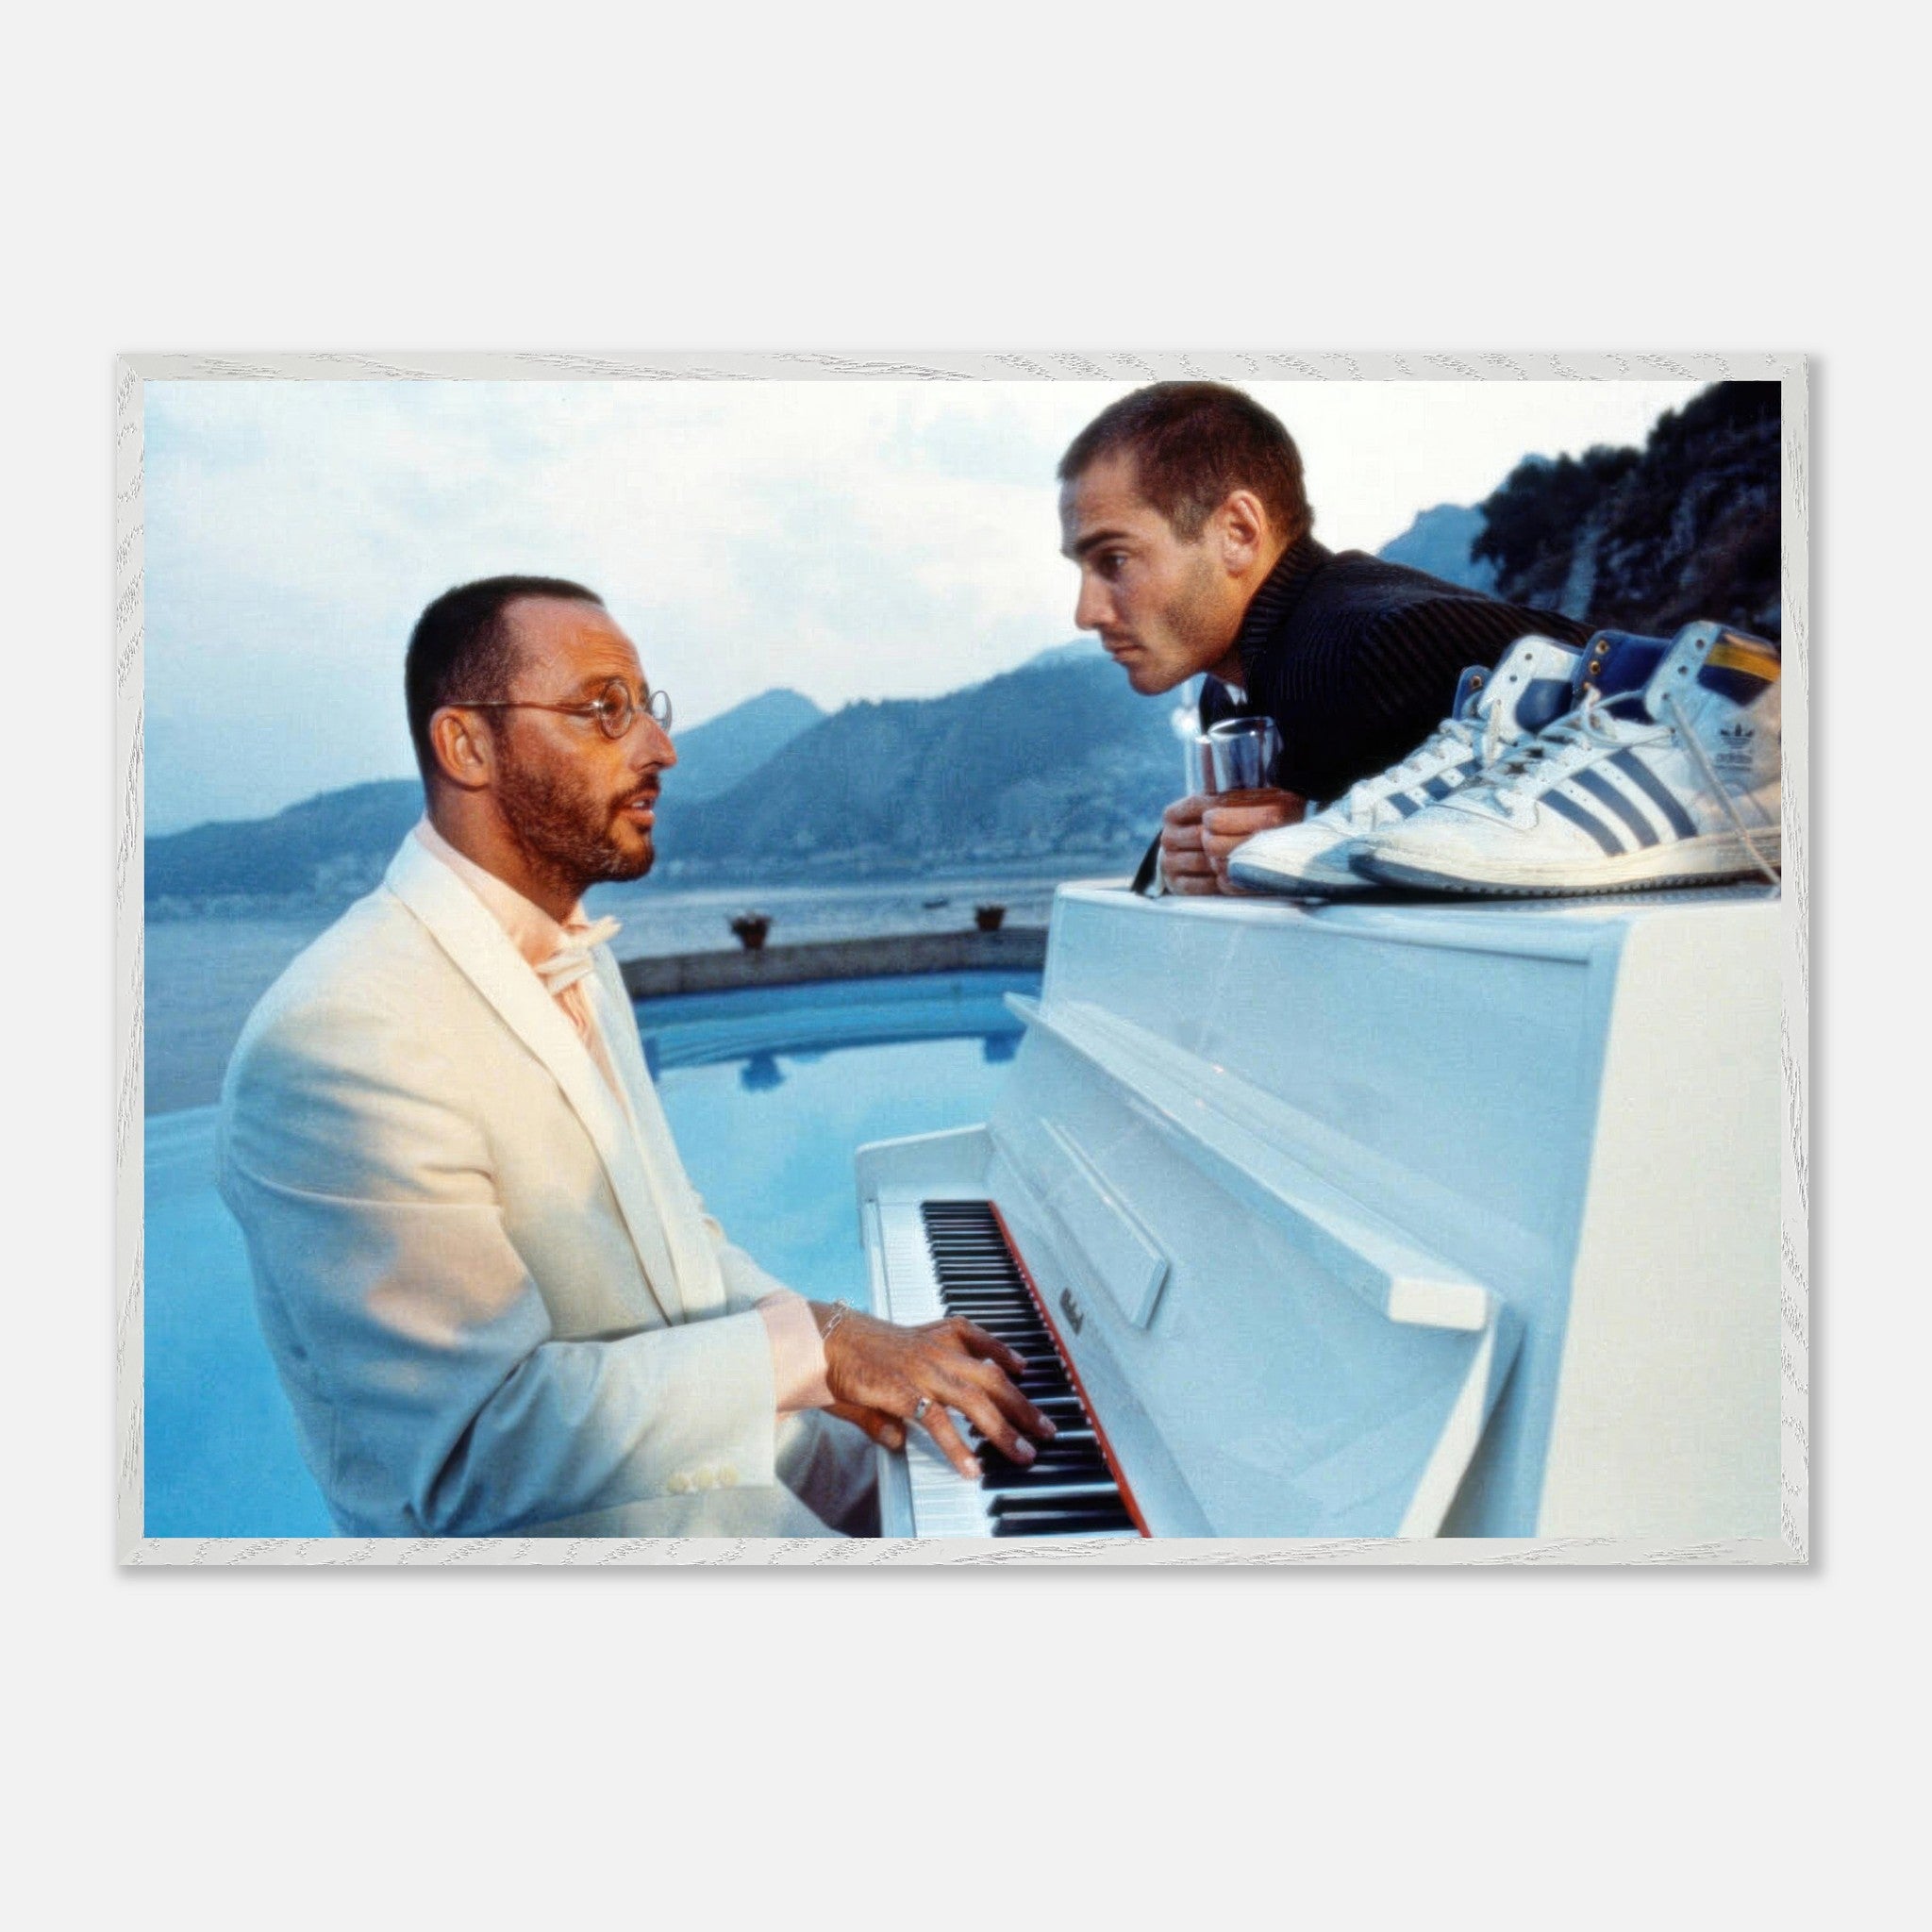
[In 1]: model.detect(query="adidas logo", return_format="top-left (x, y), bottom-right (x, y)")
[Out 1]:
top-left (1714, 718), bottom-right (1756, 771)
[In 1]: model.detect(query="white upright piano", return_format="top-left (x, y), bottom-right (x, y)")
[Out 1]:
top-left (858, 881), bottom-right (1783, 1540)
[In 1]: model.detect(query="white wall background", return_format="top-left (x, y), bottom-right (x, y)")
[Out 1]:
top-left (11, 4), bottom-right (1909, 1926)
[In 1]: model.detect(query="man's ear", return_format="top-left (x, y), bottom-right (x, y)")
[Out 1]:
top-left (1215, 489), bottom-right (1271, 573)
top-left (427, 706), bottom-right (494, 791)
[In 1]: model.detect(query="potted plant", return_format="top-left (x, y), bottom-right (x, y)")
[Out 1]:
top-left (728, 911), bottom-right (772, 952)
top-left (974, 904), bottom-right (1006, 933)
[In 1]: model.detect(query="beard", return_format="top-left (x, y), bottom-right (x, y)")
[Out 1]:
top-left (495, 752), bottom-right (656, 899)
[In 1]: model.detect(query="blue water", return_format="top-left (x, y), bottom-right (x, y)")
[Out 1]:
top-left (142, 971), bottom-right (1036, 1537)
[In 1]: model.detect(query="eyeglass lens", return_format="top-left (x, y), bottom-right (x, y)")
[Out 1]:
top-left (596, 679), bottom-right (673, 739)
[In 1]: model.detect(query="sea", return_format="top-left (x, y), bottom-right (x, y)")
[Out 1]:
top-left (142, 859), bottom-right (1115, 1115)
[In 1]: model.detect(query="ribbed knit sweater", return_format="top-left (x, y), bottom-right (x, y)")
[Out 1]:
top-left (1132, 538), bottom-right (1591, 892)
top-left (1222, 537), bottom-right (1593, 804)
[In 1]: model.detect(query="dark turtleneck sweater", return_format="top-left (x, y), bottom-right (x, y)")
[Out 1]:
top-left (1220, 536), bottom-right (1592, 802)
top-left (1133, 537), bottom-right (1591, 891)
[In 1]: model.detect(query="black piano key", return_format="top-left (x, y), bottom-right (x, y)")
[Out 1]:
top-left (972, 1422), bottom-right (1094, 1443)
top-left (990, 1510), bottom-right (1135, 1538)
top-left (973, 1445), bottom-right (1091, 1469)
top-left (981, 1463), bottom-right (1112, 1492)
top-left (977, 1437), bottom-right (1105, 1463)
top-left (979, 1443), bottom-right (1108, 1470)
top-left (917, 1199), bottom-right (1141, 1539)
top-left (1002, 1501), bottom-right (1124, 1519)
top-left (975, 1446), bottom-right (1111, 1485)
top-left (986, 1485), bottom-right (1121, 1507)
top-left (991, 1499), bottom-right (1131, 1524)
top-left (1018, 1367), bottom-right (1071, 1391)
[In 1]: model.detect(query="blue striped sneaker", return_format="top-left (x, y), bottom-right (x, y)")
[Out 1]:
top-left (1355, 623), bottom-right (1782, 897)
top-left (1226, 631), bottom-right (1592, 895)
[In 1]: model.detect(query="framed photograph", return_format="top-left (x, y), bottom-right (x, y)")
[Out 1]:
top-left (113, 351), bottom-right (1807, 1565)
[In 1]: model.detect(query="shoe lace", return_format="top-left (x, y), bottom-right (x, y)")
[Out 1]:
top-left (1662, 691), bottom-right (1782, 887)
top-left (1337, 716), bottom-right (1476, 828)
top-left (1457, 687), bottom-right (1619, 809)
top-left (1467, 685), bottom-right (1655, 805)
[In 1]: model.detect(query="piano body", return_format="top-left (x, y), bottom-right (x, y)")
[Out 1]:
top-left (857, 881), bottom-right (1783, 1541)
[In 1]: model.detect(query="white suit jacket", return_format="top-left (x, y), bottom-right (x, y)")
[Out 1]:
top-left (219, 833), bottom-right (860, 1538)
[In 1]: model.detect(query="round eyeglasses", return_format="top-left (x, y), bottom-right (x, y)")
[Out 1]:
top-left (452, 677), bottom-right (673, 741)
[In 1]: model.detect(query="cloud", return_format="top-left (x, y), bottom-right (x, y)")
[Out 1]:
top-left (142, 375), bottom-right (1703, 830)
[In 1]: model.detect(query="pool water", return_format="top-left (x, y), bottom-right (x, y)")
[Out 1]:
top-left (141, 971), bottom-right (1037, 1538)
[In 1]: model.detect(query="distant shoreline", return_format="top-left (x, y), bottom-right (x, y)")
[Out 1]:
top-left (144, 848), bottom-right (1141, 923)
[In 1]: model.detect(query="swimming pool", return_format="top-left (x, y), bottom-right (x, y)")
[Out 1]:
top-left (141, 969), bottom-right (1039, 1538)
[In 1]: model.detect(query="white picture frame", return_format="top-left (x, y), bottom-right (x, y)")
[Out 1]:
top-left (113, 349), bottom-right (1808, 1567)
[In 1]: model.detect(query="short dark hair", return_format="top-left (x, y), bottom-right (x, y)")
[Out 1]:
top-left (404, 575), bottom-right (605, 783)
top-left (1058, 381), bottom-right (1312, 545)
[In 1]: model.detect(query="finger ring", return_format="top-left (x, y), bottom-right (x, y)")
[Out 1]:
top-left (911, 1396), bottom-right (932, 1424)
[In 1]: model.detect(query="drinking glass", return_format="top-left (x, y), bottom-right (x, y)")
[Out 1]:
top-left (1206, 717), bottom-right (1283, 801)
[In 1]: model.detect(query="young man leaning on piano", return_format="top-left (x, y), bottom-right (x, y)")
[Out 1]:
top-left (1055, 382), bottom-right (1591, 892)
top-left (218, 575), bottom-right (1059, 1540)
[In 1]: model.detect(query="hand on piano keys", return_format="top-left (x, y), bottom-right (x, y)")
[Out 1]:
top-left (809, 1301), bottom-right (1059, 1480)
top-left (868, 1201), bottom-right (1143, 1538)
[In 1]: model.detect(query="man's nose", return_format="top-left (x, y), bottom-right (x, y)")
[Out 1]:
top-left (1074, 572), bottom-right (1109, 632)
top-left (631, 715), bottom-right (676, 769)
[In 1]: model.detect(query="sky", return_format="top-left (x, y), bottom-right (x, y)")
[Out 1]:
top-left (142, 376), bottom-right (1702, 833)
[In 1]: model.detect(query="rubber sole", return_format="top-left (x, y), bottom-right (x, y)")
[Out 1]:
top-left (1357, 831), bottom-right (1781, 897)
top-left (1224, 861), bottom-right (1375, 897)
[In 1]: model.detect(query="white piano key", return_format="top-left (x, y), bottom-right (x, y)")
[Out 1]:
top-left (867, 1199), bottom-right (1133, 1540)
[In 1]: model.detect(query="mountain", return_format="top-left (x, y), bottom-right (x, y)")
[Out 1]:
top-left (670, 687), bottom-right (824, 800)
top-left (147, 651), bottom-right (1171, 908)
top-left (1376, 504), bottom-right (1499, 591)
top-left (145, 686), bottom-right (829, 909)
top-left (1473, 381), bottom-right (1781, 639)
top-left (1022, 640), bottom-right (1097, 671)
top-left (655, 651), bottom-right (1174, 878)
top-left (145, 777), bottom-right (425, 907)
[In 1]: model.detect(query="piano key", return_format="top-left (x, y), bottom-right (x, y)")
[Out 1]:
top-left (990, 1493), bottom-right (1134, 1521)
top-left (978, 1440), bottom-right (1106, 1466)
top-left (991, 1511), bottom-right (1137, 1539)
top-left (974, 1431), bottom-right (1098, 1454)
top-left (860, 1198), bottom-right (1141, 1538)
top-left (980, 1464), bottom-right (1112, 1492)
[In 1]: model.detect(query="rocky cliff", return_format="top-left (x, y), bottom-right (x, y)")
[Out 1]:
top-left (1473, 381), bottom-right (1781, 640)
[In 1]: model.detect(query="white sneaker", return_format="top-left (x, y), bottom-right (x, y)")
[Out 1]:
top-left (1226, 631), bottom-right (1593, 895)
top-left (1355, 623), bottom-right (1782, 896)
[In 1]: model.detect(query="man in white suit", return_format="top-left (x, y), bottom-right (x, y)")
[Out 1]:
top-left (220, 575), bottom-right (1056, 1538)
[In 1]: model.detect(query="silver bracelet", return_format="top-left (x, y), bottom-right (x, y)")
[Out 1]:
top-left (820, 1304), bottom-right (850, 1346)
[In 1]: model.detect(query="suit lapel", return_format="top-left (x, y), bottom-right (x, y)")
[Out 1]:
top-left (591, 952), bottom-right (729, 1319)
top-left (383, 837), bottom-right (687, 1325)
